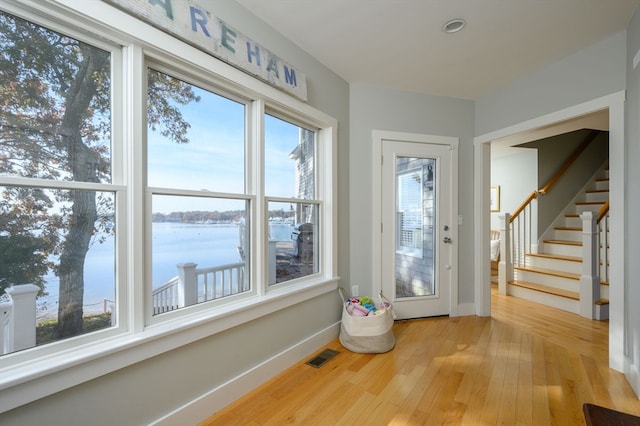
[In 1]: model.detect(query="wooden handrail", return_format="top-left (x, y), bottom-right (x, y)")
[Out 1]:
top-left (509, 130), bottom-right (601, 224)
top-left (597, 200), bottom-right (609, 224)
top-left (509, 190), bottom-right (538, 223)
top-left (538, 130), bottom-right (600, 195)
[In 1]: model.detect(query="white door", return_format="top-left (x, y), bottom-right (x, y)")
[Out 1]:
top-left (380, 138), bottom-right (455, 319)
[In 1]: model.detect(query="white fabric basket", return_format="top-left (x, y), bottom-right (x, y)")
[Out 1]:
top-left (338, 288), bottom-right (396, 354)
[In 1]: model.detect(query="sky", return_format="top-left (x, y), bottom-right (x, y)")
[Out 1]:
top-left (147, 81), bottom-right (306, 214)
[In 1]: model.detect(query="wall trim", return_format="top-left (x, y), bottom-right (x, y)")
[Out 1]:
top-left (627, 356), bottom-right (640, 397)
top-left (150, 322), bottom-right (341, 425)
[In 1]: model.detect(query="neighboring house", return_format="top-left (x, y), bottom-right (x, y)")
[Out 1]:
top-left (1, 1), bottom-right (640, 424)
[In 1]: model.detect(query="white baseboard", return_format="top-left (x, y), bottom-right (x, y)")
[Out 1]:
top-left (626, 356), bottom-right (640, 399)
top-left (150, 322), bottom-right (341, 425)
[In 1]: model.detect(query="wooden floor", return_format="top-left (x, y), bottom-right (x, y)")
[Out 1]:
top-left (201, 287), bottom-right (640, 425)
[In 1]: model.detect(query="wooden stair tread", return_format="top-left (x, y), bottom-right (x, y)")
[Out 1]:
top-left (595, 299), bottom-right (609, 305)
top-left (509, 280), bottom-right (579, 300)
top-left (554, 226), bottom-right (581, 231)
top-left (586, 189), bottom-right (609, 193)
top-left (514, 265), bottom-right (579, 280)
top-left (543, 239), bottom-right (582, 246)
top-left (575, 201), bottom-right (605, 206)
top-left (526, 252), bottom-right (581, 262)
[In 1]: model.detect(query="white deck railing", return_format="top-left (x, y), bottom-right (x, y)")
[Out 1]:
top-left (1, 284), bottom-right (40, 354)
top-left (152, 261), bottom-right (247, 315)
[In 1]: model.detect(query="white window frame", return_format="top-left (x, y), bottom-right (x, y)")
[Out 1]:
top-left (396, 167), bottom-right (424, 258)
top-left (0, 0), bottom-right (338, 412)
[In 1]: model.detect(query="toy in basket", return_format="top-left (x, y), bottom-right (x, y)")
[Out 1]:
top-left (338, 288), bottom-right (396, 353)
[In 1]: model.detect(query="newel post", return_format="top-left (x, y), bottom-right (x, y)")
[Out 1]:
top-left (498, 214), bottom-right (512, 295)
top-left (177, 262), bottom-right (198, 308)
top-left (579, 211), bottom-right (599, 319)
top-left (5, 284), bottom-right (40, 352)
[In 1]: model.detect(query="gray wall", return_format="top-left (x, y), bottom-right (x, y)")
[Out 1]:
top-left (349, 85), bottom-right (475, 304)
top-left (1, 0), bottom-right (349, 424)
top-left (520, 130), bottom-right (609, 236)
top-left (626, 6), bottom-right (640, 397)
top-left (476, 31), bottom-right (628, 136)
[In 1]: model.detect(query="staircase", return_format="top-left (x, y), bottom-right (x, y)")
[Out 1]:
top-left (504, 164), bottom-right (609, 319)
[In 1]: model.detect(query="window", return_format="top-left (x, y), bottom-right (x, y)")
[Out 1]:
top-left (0, 10), bottom-right (117, 353)
top-left (146, 69), bottom-right (250, 316)
top-left (265, 114), bottom-right (319, 284)
top-left (0, 1), bottom-right (336, 406)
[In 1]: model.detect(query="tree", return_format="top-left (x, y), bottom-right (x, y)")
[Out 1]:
top-left (0, 11), bottom-right (198, 338)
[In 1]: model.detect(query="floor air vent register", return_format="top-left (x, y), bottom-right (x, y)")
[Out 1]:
top-left (305, 349), bottom-right (339, 368)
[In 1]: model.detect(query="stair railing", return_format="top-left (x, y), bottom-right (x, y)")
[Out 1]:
top-left (597, 201), bottom-right (609, 285)
top-left (499, 130), bottom-right (600, 295)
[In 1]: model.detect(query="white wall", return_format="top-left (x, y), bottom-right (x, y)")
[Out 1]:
top-left (625, 7), bottom-right (640, 396)
top-left (349, 85), bottom-right (475, 305)
top-left (490, 148), bottom-right (537, 230)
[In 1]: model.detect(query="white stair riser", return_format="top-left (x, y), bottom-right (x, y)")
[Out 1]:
top-left (575, 204), bottom-right (604, 214)
top-left (542, 243), bottom-right (582, 257)
top-left (563, 216), bottom-right (582, 228)
top-left (514, 270), bottom-right (579, 292)
top-left (553, 229), bottom-right (582, 242)
top-left (526, 256), bottom-right (582, 274)
top-left (508, 285), bottom-right (579, 314)
top-left (600, 285), bottom-right (609, 300)
top-left (584, 191), bottom-right (609, 203)
top-left (594, 180), bottom-right (609, 191)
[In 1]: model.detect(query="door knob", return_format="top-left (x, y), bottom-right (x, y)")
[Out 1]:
top-left (443, 237), bottom-right (452, 244)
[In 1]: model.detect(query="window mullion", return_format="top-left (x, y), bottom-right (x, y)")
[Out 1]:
top-left (250, 99), bottom-right (266, 296)
top-left (126, 45), bottom-right (146, 332)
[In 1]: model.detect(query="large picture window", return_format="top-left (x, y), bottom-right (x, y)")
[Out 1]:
top-left (0, 1), bottom-right (336, 407)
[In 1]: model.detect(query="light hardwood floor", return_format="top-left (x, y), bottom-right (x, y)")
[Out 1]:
top-left (201, 287), bottom-right (640, 425)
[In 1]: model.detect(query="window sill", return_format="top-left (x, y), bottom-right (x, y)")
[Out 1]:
top-left (0, 278), bottom-right (338, 412)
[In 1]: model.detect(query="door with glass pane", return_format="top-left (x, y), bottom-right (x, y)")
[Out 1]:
top-left (381, 139), bottom-right (453, 319)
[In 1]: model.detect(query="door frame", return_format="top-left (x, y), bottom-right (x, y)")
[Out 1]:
top-left (473, 91), bottom-right (626, 373)
top-left (372, 130), bottom-right (459, 316)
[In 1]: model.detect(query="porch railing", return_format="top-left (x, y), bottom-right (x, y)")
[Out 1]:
top-left (0, 284), bottom-right (40, 355)
top-left (152, 261), bottom-right (247, 315)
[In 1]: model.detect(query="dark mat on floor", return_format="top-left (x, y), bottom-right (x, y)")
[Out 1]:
top-left (583, 403), bottom-right (640, 426)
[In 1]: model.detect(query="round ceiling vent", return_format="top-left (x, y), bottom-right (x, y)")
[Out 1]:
top-left (442, 18), bottom-right (466, 34)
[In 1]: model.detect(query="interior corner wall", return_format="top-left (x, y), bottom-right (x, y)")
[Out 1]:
top-left (348, 84), bottom-right (475, 304)
top-left (1, 1), bottom-right (350, 424)
top-left (626, 6), bottom-right (640, 396)
top-left (475, 23), bottom-right (635, 394)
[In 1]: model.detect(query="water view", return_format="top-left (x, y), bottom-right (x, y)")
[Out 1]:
top-left (36, 222), bottom-right (295, 319)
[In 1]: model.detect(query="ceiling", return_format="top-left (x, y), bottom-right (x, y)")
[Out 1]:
top-left (234, 0), bottom-right (639, 100)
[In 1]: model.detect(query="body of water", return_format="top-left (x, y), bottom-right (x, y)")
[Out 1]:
top-left (35, 222), bottom-right (294, 317)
